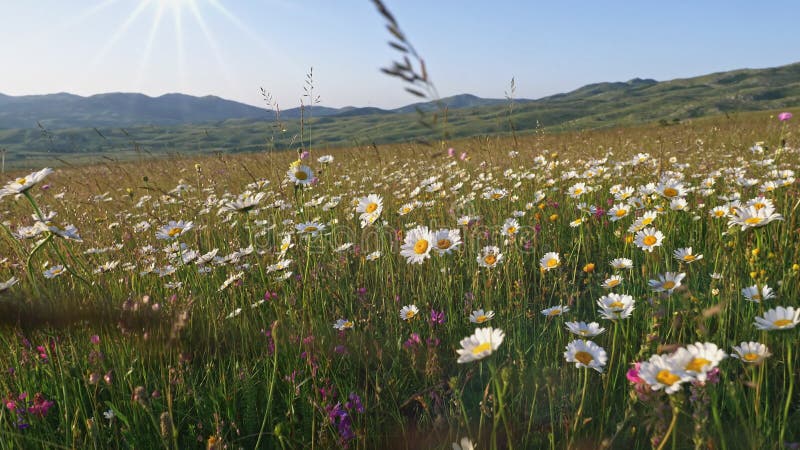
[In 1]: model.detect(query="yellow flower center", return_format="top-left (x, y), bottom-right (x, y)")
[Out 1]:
top-left (344, 321), bottom-right (353, 328)
top-left (16, 178), bottom-right (27, 185)
top-left (683, 255), bottom-right (695, 262)
top-left (401, 207), bottom-right (411, 214)
top-left (414, 239), bottom-right (429, 254)
top-left (507, 226), bottom-right (517, 235)
top-left (615, 209), bottom-right (627, 217)
top-left (472, 342), bottom-right (492, 355)
top-left (663, 187), bottom-right (678, 197)
top-left (573, 188), bottom-right (583, 195)
top-left (365, 202), bottom-right (378, 213)
top-left (773, 319), bottom-right (793, 327)
top-left (753, 202), bottom-right (765, 210)
top-left (609, 301), bottom-right (624, 309)
top-left (606, 279), bottom-right (620, 287)
top-left (167, 227), bottom-right (183, 237)
top-left (491, 193), bottom-right (503, 200)
top-left (484, 254), bottom-right (497, 265)
top-left (685, 357), bottom-right (710, 372)
top-left (714, 210), bottom-right (725, 217)
top-left (574, 351), bottom-right (594, 365)
top-left (548, 309), bottom-right (561, 316)
top-left (476, 315), bottom-right (487, 323)
top-left (405, 310), bottom-right (416, 319)
top-left (546, 258), bottom-right (559, 268)
top-left (294, 170), bottom-right (308, 181)
top-left (743, 353), bottom-right (760, 362)
top-left (305, 226), bottom-right (318, 232)
top-left (437, 239), bottom-right (452, 249)
top-left (656, 369), bottom-right (681, 386)
top-left (643, 235), bottom-right (657, 246)
top-left (661, 281), bottom-right (676, 290)
top-left (745, 217), bottom-right (763, 225)
top-left (642, 217), bottom-right (654, 225)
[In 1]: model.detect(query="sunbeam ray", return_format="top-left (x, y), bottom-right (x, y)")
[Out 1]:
top-left (135, 4), bottom-right (166, 88)
top-left (206, 0), bottom-right (271, 50)
top-left (89, 0), bottom-right (154, 70)
top-left (56, 0), bottom-right (123, 31)
top-left (206, 0), bottom-right (298, 73)
top-left (173, 6), bottom-right (186, 89)
top-left (187, 2), bottom-right (236, 88)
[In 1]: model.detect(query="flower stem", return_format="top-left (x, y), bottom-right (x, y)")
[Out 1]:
top-left (656, 401), bottom-right (680, 450)
top-left (255, 321), bottom-right (280, 449)
top-left (26, 233), bottom-right (53, 285)
top-left (570, 368), bottom-right (589, 446)
top-left (779, 340), bottom-right (793, 444)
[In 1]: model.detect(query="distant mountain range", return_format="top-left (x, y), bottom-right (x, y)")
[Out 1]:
top-left (1, 62), bottom-right (799, 166)
top-left (2, 62), bottom-right (800, 131)
top-left (0, 90), bottom-right (518, 129)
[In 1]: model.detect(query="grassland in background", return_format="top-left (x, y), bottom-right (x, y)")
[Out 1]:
top-left (1, 60), bottom-right (800, 169)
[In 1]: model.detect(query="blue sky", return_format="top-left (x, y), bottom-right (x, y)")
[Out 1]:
top-left (1, 0), bottom-right (799, 108)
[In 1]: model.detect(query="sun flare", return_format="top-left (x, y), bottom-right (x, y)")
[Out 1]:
top-left (151, 0), bottom-right (196, 9)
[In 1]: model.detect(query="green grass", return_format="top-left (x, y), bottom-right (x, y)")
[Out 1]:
top-left (0, 112), bottom-right (798, 449)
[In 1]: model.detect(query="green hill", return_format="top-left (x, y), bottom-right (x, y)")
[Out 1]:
top-left (1, 62), bottom-right (799, 167)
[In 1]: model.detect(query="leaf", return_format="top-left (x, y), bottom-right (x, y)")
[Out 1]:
top-left (386, 24), bottom-right (405, 43)
top-left (371, 0), bottom-right (398, 27)
top-left (405, 87), bottom-right (427, 98)
top-left (388, 41), bottom-right (408, 53)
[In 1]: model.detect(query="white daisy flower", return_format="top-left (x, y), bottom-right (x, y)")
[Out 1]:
top-left (754, 306), bottom-right (800, 331)
top-left (601, 275), bottom-right (623, 289)
top-left (673, 247), bottom-right (703, 264)
top-left (156, 220), bottom-right (194, 240)
top-left (477, 246), bottom-right (503, 269)
top-left (541, 305), bottom-right (569, 317)
top-left (741, 284), bottom-right (775, 302)
top-left (648, 272), bottom-right (686, 294)
top-left (432, 229), bottom-right (462, 255)
top-left (286, 164), bottom-right (314, 186)
top-left (540, 252), bottom-right (560, 271)
top-left (469, 309), bottom-right (495, 324)
top-left (609, 258), bottom-right (633, 270)
top-left (672, 342), bottom-right (726, 383)
top-left (731, 341), bottom-right (771, 364)
top-left (0, 168), bottom-right (53, 198)
top-left (565, 321), bottom-right (606, 337)
top-left (456, 327), bottom-right (505, 364)
top-left (333, 319), bottom-right (354, 331)
top-left (564, 339), bottom-right (608, 372)
top-left (638, 354), bottom-right (689, 394)
top-left (400, 226), bottom-right (435, 264)
top-left (400, 304), bottom-right (419, 321)
top-left (633, 227), bottom-right (664, 253)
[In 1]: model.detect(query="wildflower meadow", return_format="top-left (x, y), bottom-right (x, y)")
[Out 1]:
top-left (0, 111), bottom-right (798, 449)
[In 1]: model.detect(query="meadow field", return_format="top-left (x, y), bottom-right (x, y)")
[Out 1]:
top-left (0, 110), bottom-right (798, 449)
